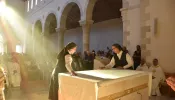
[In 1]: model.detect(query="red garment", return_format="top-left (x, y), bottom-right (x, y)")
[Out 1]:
top-left (166, 76), bottom-right (175, 91)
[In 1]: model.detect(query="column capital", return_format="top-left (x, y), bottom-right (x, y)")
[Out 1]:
top-left (55, 27), bottom-right (66, 33)
top-left (79, 20), bottom-right (94, 26)
top-left (120, 8), bottom-right (128, 22)
top-left (120, 4), bottom-right (140, 12)
top-left (120, 8), bottom-right (128, 12)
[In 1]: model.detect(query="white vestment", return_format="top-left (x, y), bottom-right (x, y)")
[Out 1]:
top-left (0, 67), bottom-right (5, 100)
top-left (149, 65), bottom-right (165, 96)
top-left (136, 64), bottom-right (149, 72)
top-left (0, 63), bottom-right (9, 87)
top-left (8, 62), bottom-right (21, 87)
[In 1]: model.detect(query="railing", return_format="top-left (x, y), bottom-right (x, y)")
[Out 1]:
top-left (26, 0), bottom-right (54, 17)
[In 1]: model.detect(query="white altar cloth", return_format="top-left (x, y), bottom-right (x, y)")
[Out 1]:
top-left (59, 70), bottom-right (152, 100)
top-left (93, 57), bottom-right (110, 69)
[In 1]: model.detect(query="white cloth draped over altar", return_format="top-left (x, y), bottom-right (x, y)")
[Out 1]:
top-left (93, 56), bottom-right (110, 70)
top-left (59, 70), bottom-right (152, 100)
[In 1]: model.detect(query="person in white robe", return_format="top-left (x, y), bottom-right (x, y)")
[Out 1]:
top-left (0, 67), bottom-right (5, 100)
top-left (0, 58), bottom-right (9, 88)
top-left (149, 58), bottom-right (165, 96)
top-left (7, 59), bottom-right (21, 87)
top-left (136, 58), bottom-right (149, 71)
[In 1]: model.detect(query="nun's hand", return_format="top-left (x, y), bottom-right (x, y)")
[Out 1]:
top-left (71, 71), bottom-right (77, 76)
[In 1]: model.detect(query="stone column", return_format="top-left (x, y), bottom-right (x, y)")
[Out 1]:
top-left (23, 31), bottom-right (27, 53)
top-left (42, 33), bottom-right (45, 55)
top-left (120, 0), bottom-right (141, 56)
top-left (3, 42), bottom-right (7, 54)
top-left (79, 20), bottom-right (93, 52)
top-left (55, 28), bottom-right (66, 53)
top-left (120, 8), bottom-right (129, 47)
top-left (31, 26), bottom-right (35, 56)
top-left (32, 37), bottom-right (35, 56)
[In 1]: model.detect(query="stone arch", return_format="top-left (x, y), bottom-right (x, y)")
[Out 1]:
top-left (44, 13), bottom-right (57, 35)
top-left (84, 0), bottom-right (123, 51)
top-left (34, 20), bottom-right (42, 37)
top-left (85, 0), bottom-right (122, 22)
top-left (43, 13), bottom-right (58, 59)
top-left (44, 10), bottom-right (58, 29)
top-left (84, 0), bottom-right (97, 21)
top-left (33, 20), bottom-right (42, 57)
top-left (59, 0), bottom-right (83, 29)
top-left (57, 1), bottom-right (83, 52)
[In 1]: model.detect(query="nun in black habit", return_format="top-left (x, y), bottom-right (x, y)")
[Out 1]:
top-left (49, 42), bottom-right (77, 100)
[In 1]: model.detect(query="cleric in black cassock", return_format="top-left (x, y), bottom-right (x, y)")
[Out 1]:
top-left (49, 42), bottom-right (77, 100)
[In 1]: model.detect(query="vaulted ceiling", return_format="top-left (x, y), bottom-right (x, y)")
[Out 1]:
top-left (66, 4), bottom-right (81, 30)
top-left (92, 0), bottom-right (122, 23)
top-left (65, 0), bottom-right (122, 30)
top-left (34, 20), bottom-right (42, 35)
top-left (34, 0), bottom-right (122, 30)
top-left (45, 13), bottom-right (57, 35)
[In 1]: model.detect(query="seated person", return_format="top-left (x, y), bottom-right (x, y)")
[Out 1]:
top-left (149, 58), bottom-right (165, 96)
top-left (72, 53), bottom-right (83, 71)
top-left (133, 45), bottom-right (141, 70)
top-left (106, 50), bottom-right (113, 60)
top-left (136, 58), bottom-right (149, 71)
top-left (122, 46), bottom-right (129, 54)
top-left (101, 44), bottom-right (133, 69)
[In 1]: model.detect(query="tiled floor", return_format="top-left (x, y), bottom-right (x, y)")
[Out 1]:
top-left (150, 96), bottom-right (175, 100)
top-left (6, 88), bottom-right (175, 100)
top-left (5, 81), bottom-right (175, 100)
top-left (6, 88), bottom-right (48, 100)
top-left (6, 80), bottom-right (49, 100)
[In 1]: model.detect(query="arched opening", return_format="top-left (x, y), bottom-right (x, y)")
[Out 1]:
top-left (44, 13), bottom-right (57, 60)
top-left (34, 20), bottom-right (42, 35)
top-left (44, 13), bottom-right (57, 35)
top-left (16, 44), bottom-right (22, 53)
top-left (33, 20), bottom-right (42, 57)
top-left (60, 2), bottom-right (82, 52)
top-left (88, 0), bottom-right (123, 52)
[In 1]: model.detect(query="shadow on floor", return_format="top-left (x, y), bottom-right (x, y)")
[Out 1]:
top-left (6, 80), bottom-right (49, 100)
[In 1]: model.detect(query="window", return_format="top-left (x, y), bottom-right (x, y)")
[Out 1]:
top-left (27, 0), bottom-right (30, 12)
top-left (31, 0), bottom-right (33, 9)
top-left (16, 45), bottom-right (22, 53)
top-left (35, 0), bottom-right (38, 5)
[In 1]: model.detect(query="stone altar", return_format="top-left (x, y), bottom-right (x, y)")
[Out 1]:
top-left (59, 70), bottom-right (152, 100)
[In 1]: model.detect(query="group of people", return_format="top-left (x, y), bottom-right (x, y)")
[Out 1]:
top-left (137, 58), bottom-right (165, 96)
top-left (84, 48), bottom-right (113, 61)
top-left (83, 45), bottom-right (142, 70)
top-left (0, 42), bottom-right (164, 100)
top-left (0, 53), bottom-right (22, 88)
top-left (0, 53), bottom-right (23, 100)
top-left (48, 42), bottom-right (166, 100)
top-left (48, 43), bottom-right (133, 100)
top-left (0, 52), bottom-right (56, 100)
